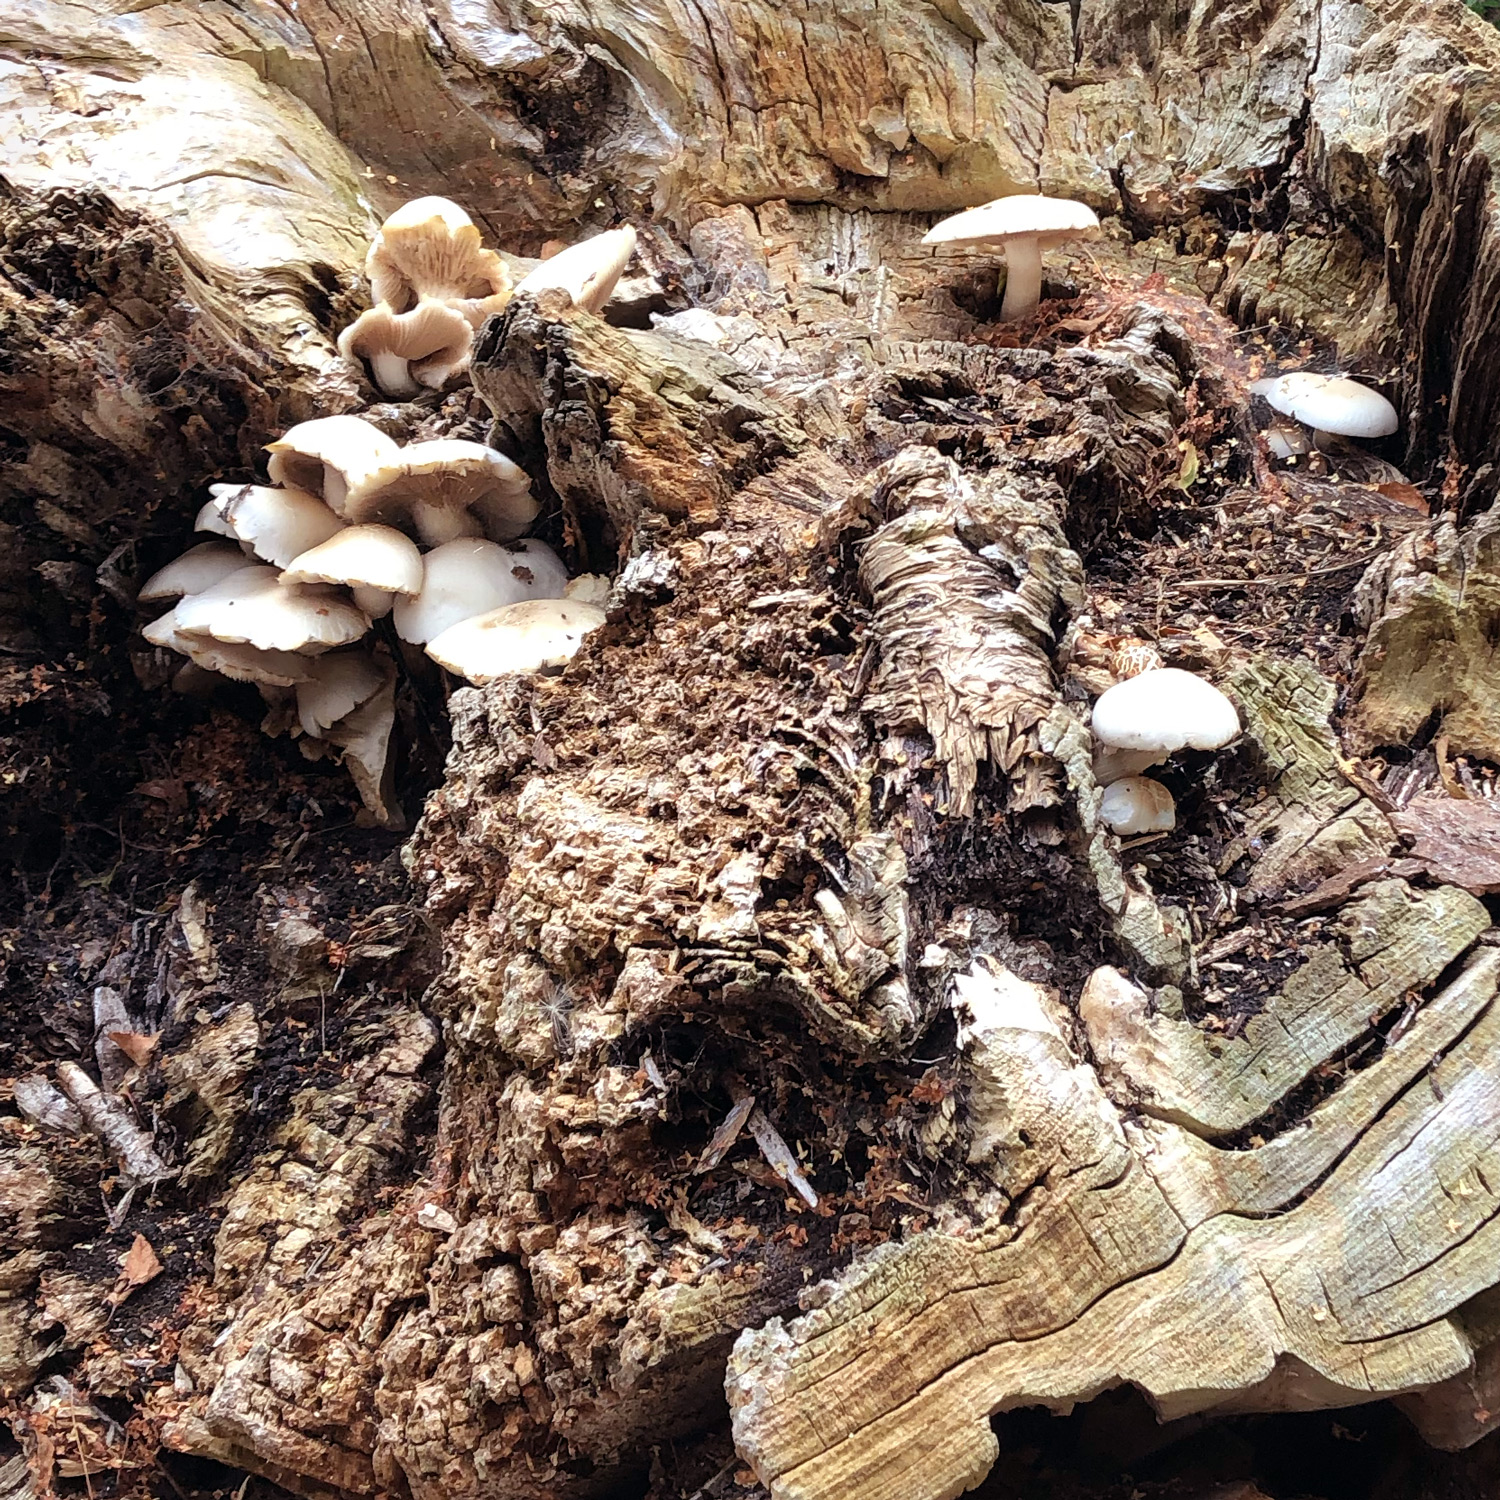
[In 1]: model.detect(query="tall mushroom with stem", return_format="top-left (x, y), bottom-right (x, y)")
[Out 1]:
top-left (922, 194), bottom-right (1100, 322)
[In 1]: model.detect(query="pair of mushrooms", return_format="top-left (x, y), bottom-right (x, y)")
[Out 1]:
top-left (922, 194), bottom-right (1101, 322)
top-left (139, 413), bottom-right (607, 824)
top-left (1251, 372), bottom-right (1398, 458)
top-left (1090, 668), bottom-right (1241, 836)
top-left (338, 196), bottom-right (638, 398)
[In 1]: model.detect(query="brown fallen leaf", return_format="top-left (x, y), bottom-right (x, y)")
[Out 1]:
top-left (106, 1233), bottom-right (164, 1309)
top-left (106, 1030), bottom-right (158, 1068)
top-left (1375, 480), bottom-right (1429, 514)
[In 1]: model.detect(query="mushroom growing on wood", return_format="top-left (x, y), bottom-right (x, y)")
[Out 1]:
top-left (1091, 667), bottom-right (1239, 783)
top-left (337, 299), bottom-right (476, 398)
top-left (197, 483), bottom-right (346, 568)
top-left (347, 439), bottom-right (539, 544)
top-left (365, 196), bottom-right (511, 324)
top-left (393, 537), bottom-right (568, 644)
top-left (172, 566), bottom-right (369, 653)
top-left (922, 195), bottom-right (1100, 322)
top-left (142, 609), bottom-right (313, 687)
top-left (265, 416), bottom-right (403, 517)
top-left (280, 524), bottom-right (423, 618)
top-left (1251, 372), bottom-right (1398, 448)
top-left (138, 542), bottom-right (256, 603)
top-left (1098, 776), bottom-right (1177, 835)
top-left (512, 226), bottom-right (638, 314)
top-left (426, 597), bottom-right (605, 683)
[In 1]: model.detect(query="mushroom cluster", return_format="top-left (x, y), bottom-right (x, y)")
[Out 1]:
top-left (1089, 667), bottom-right (1241, 836)
top-left (139, 414), bottom-right (607, 826)
top-left (338, 196), bottom-right (639, 397)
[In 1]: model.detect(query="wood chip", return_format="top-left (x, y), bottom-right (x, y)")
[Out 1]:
top-left (1392, 795), bottom-right (1500, 895)
top-left (696, 1095), bottom-right (756, 1173)
top-left (747, 1107), bottom-right (819, 1209)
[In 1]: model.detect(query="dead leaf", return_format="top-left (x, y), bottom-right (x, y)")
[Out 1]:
top-left (107, 1234), bottom-right (164, 1309)
top-left (106, 1030), bottom-right (158, 1067)
top-left (1374, 481), bottom-right (1429, 515)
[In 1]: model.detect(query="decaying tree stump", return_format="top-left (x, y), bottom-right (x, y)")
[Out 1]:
top-left (12, 2), bottom-right (1500, 1499)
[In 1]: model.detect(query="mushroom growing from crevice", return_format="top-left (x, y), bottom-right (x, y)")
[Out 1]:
top-left (1091, 667), bottom-right (1240, 786)
top-left (922, 195), bottom-right (1100, 322)
top-left (197, 483), bottom-right (346, 568)
top-left (393, 537), bottom-right (567, 644)
top-left (345, 439), bottom-right (540, 545)
top-left (1251, 372), bottom-right (1398, 450)
top-left (265, 416), bottom-right (403, 516)
top-left (1098, 776), bottom-right (1177, 836)
top-left (336, 299), bottom-right (477, 399)
top-left (365, 196), bottom-right (512, 323)
top-left (512, 226), bottom-right (638, 314)
top-left (426, 597), bottom-right (606, 682)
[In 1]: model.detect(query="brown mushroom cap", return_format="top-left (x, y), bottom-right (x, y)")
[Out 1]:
top-left (337, 299), bottom-right (476, 398)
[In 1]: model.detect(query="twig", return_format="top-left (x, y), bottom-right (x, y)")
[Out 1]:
top-left (1167, 553), bottom-right (1382, 590)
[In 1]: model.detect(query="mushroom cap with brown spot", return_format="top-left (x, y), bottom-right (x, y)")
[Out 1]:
top-left (393, 537), bottom-right (567, 644)
top-left (426, 597), bottom-right (605, 683)
top-left (922, 194), bottom-right (1100, 251)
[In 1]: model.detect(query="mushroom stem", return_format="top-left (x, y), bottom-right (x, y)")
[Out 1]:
top-left (352, 585), bottom-right (396, 618)
top-left (370, 352), bottom-right (419, 398)
top-left (998, 233), bottom-right (1044, 322)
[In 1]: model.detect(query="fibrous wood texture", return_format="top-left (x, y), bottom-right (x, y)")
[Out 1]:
top-left (12, 2), bottom-right (1500, 1500)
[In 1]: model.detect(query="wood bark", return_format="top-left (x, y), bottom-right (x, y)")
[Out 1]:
top-left (10, 3), bottom-right (1500, 1500)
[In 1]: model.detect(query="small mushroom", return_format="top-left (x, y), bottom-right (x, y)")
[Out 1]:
top-left (426, 597), bottom-right (605, 683)
top-left (197, 484), bottom-right (346, 568)
top-left (280, 524), bottom-right (423, 618)
top-left (1098, 776), bottom-right (1177, 836)
top-left (142, 609), bottom-right (314, 687)
top-left (172, 566), bottom-right (370, 654)
top-left (322, 670), bottom-right (404, 829)
top-left (265, 416), bottom-right (403, 517)
top-left (1091, 667), bottom-right (1239, 781)
top-left (393, 537), bottom-right (568, 644)
top-left (1252, 373), bottom-right (1398, 447)
top-left (294, 649), bottom-right (387, 737)
top-left (922, 194), bottom-right (1100, 322)
top-left (337, 299), bottom-right (477, 398)
top-left (512, 226), bottom-right (637, 315)
top-left (139, 542), bottom-right (257, 603)
top-left (365, 196), bottom-right (511, 325)
top-left (348, 439), bottom-right (539, 545)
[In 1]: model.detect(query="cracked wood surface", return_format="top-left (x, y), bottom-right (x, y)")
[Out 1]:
top-left (14, 0), bottom-right (1500, 1499)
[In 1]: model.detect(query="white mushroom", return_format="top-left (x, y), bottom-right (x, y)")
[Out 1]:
top-left (265, 416), bottom-right (402, 517)
top-left (1252, 373), bottom-right (1398, 446)
top-left (337, 299), bottom-right (476, 398)
top-left (280, 524), bottom-right (423, 618)
top-left (143, 608), bottom-right (314, 687)
top-left (513, 226), bottom-right (637, 315)
top-left (139, 542), bottom-right (257, 603)
top-left (294, 650), bottom-right (387, 737)
top-left (426, 597), bottom-right (605, 683)
top-left (922, 195), bottom-right (1100, 322)
top-left (393, 537), bottom-right (568, 644)
top-left (197, 484), bottom-right (346, 568)
top-left (365, 197), bottom-right (511, 325)
top-left (322, 670), bottom-right (404, 830)
top-left (562, 573), bottom-right (611, 606)
top-left (1091, 667), bottom-right (1240, 781)
top-left (1098, 776), bottom-right (1177, 836)
top-left (347, 439), bottom-right (539, 545)
top-left (172, 566), bottom-right (369, 654)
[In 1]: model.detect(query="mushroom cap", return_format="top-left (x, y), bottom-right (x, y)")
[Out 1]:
top-left (1091, 668), bottom-right (1240, 755)
top-left (281, 524), bottom-right (423, 598)
top-left (265, 416), bottom-right (403, 515)
top-left (513, 226), bottom-right (637, 315)
top-left (346, 438), bottom-right (539, 542)
top-left (562, 572), bottom-right (611, 606)
top-left (295, 649), bottom-right (387, 737)
top-left (197, 483), bottom-right (347, 568)
top-left (426, 597), bottom-right (605, 683)
top-left (322, 670), bottom-right (404, 829)
top-left (1098, 776), bottom-right (1177, 836)
top-left (922, 194), bottom-right (1100, 250)
top-left (139, 542), bottom-right (257, 602)
top-left (1253, 373), bottom-right (1398, 438)
top-left (143, 607), bottom-right (314, 687)
top-left (337, 299), bottom-right (475, 395)
top-left (172, 565), bottom-right (370, 654)
top-left (366, 196), bottom-right (511, 317)
top-left (393, 537), bottom-right (567, 644)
